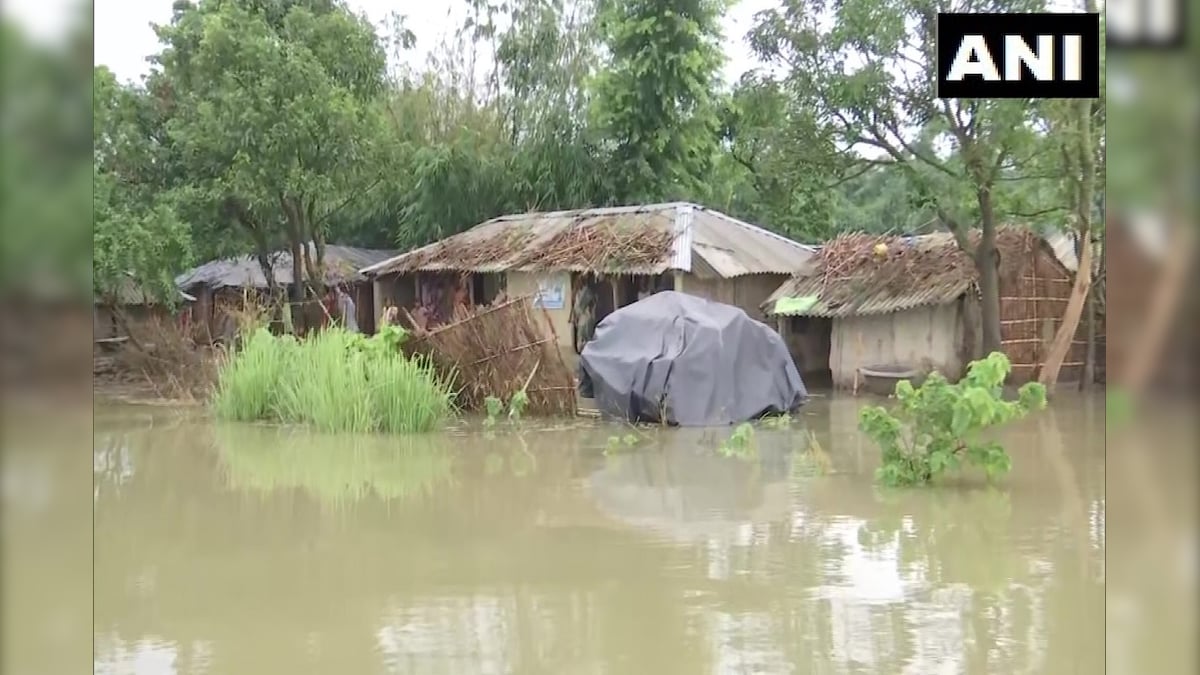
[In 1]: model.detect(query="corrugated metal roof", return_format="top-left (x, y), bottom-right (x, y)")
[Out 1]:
top-left (176, 244), bottom-right (398, 291)
top-left (360, 202), bottom-right (816, 279)
top-left (764, 228), bottom-right (1063, 318)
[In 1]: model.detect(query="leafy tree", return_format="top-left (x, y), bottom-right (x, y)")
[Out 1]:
top-left (93, 65), bottom-right (193, 304)
top-left (749, 0), bottom-right (1058, 353)
top-left (592, 0), bottom-right (729, 203)
top-left (859, 352), bottom-right (1047, 487)
top-left (151, 0), bottom-right (390, 307)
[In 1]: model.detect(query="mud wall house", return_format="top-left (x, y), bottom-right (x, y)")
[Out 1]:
top-left (175, 244), bottom-right (397, 339)
top-left (360, 202), bottom-right (816, 361)
top-left (763, 228), bottom-right (1085, 389)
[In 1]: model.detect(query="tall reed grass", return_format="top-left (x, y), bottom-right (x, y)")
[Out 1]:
top-left (212, 326), bottom-right (453, 433)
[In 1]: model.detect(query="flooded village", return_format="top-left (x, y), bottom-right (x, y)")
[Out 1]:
top-left (70, 0), bottom-right (1200, 672)
top-left (84, 200), bottom-right (1187, 674)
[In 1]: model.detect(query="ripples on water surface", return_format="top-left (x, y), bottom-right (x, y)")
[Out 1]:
top-left (9, 393), bottom-right (1194, 673)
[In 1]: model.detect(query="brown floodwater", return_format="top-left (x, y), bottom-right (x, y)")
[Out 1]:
top-left (7, 392), bottom-right (1198, 673)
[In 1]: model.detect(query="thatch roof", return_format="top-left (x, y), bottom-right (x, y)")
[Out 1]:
top-left (361, 202), bottom-right (816, 279)
top-left (764, 227), bottom-right (1071, 318)
top-left (175, 244), bottom-right (398, 291)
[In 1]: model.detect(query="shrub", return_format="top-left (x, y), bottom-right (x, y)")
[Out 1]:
top-left (212, 325), bottom-right (453, 433)
top-left (858, 352), bottom-right (1047, 487)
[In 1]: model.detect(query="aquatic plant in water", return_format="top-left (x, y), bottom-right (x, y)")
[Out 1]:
top-left (483, 396), bottom-right (504, 428)
top-left (482, 389), bottom-right (531, 428)
top-left (604, 433), bottom-right (642, 454)
top-left (858, 352), bottom-right (1047, 487)
top-left (761, 412), bottom-right (793, 429)
top-left (792, 430), bottom-right (832, 477)
top-left (718, 423), bottom-right (756, 458)
top-left (212, 326), bottom-right (454, 433)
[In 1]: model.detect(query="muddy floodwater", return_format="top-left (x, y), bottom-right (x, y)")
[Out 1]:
top-left (10, 393), bottom-right (1197, 673)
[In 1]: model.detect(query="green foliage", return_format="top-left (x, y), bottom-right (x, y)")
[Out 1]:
top-left (858, 352), bottom-right (1047, 487)
top-left (212, 327), bottom-right (454, 433)
top-left (212, 329), bottom-right (297, 422)
top-left (508, 389), bottom-right (530, 421)
top-left (717, 422), bottom-right (756, 458)
top-left (592, 0), bottom-right (729, 202)
top-left (481, 387), bottom-right (531, 427)
top-left (747, 0), bottom-right (1081, 350)
top-left (87, 0), bottom-right (1106, 300)
top-left (483, 396), bottom-right (504, 428)
top-left (150, 0), bottom-right (391, 296)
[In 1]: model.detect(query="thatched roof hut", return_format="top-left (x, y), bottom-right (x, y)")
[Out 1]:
top-left (176, 244), bottom-right (398, 337)
top-left (361, 202), bottom-right (814, 278)
top-left (763, 227), bottom-right (1082, 387)
top-left (362, 203), bottom-right (816, 357)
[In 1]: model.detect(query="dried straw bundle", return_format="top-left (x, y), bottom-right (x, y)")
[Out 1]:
top-left (405, 295), bottom-right (577, 415)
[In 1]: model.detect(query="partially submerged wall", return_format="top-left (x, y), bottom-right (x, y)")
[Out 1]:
top-left (829, 301), bottom-right (968, 389)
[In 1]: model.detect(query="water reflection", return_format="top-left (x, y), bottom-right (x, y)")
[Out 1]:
top-left (87, 395), bottom-right (1126, 674)
top-left (215, 425), bottom-right (455, 507)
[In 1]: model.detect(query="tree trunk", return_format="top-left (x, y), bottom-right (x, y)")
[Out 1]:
top-left (1040, 98), bottom-right (1097, 388)
top-left (305, 213), bottom-right (327, 300)
top-left (975, 191), bottom-right (1002, 355)
top-left (289, 237), bottom-right (305, 333)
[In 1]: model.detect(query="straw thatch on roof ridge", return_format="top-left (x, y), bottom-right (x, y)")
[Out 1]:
top-left (816, 227), bottom-right (1038, 292)
top-left (380, 208), bottom-right (677, 275)
top-left (766, 226), bottom-right (1066, 318)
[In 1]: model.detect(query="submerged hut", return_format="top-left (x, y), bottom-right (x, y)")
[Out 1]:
top-left (176, 244), bottom-right (397, 339)
top-left (763, 227), bottom-right (1083, 388)
top-left (361, 202), bottom-right (815, 361)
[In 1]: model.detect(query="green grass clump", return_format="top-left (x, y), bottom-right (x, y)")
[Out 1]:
top-left (212, 326), bottom-right (454, 433)
top-left (212, 329), bottom-right (297, 422)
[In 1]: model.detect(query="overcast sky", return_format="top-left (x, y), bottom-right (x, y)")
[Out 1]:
top-left (6, 0), bottom-right (780, 85)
